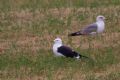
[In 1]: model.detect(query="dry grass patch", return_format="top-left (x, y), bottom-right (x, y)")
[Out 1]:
top-left (0, 5), bottom-right (120, 80)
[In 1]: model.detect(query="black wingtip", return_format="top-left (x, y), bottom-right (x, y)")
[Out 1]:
top-left (68, 33), bottom-right (77, 36)
top-left (81, 55), bottom-right (89, 59)
top-left (68, 33), bottom-right (74, 36)
top-left (79, 54), bottom-right (94, 61)
top-left (78, 53), bottom-right (89, 59)
top-left (68, 32), bottom-right (82, 36)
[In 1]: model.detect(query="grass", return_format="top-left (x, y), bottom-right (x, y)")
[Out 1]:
top-left (0, 0), bottom-right (120, 11)
top-left (0, 0), bottom-right (120, 80)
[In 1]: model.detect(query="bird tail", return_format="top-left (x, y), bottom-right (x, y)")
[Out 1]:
top-left (73, 51), bottom-right (89, 59)
top-left (68, 31), bottom-right (82, 36)
top-left (79, 54), bottom-right (95, 63)
top-left (74, 51), bottom-right (94, 64)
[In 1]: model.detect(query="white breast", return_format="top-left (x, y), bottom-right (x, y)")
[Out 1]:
top-left (53, 44), bottom-right (64, 56)
top-left (96, 21), bottom-right (105, 33)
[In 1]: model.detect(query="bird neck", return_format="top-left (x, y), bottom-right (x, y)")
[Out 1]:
top-left (53, 43), bottom-right (62, 48)
top-left (96, 20), bottom-right (105, 33)
top-left (96, 20), bottom-right (104, 26)
top-left (96, 20), bottom-right (104, 23)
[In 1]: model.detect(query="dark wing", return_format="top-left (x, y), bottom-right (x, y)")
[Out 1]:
top-left (58, 46), bottom-right (90, 59)
top-left (68, 23), bottom-right (98, 36)
top-left (57, 46), bottom-right (78, 58)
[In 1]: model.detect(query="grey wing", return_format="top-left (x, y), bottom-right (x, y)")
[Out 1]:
top-left (81, 23), bottom-right (98, 34)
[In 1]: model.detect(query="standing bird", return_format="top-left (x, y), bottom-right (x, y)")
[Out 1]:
top-left (68, 15), bottom-right (105, 36)
top-left (52, 38), bottom-right (89, 59)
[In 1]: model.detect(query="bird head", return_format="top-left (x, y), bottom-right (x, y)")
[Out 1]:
top-left (54, 37), bottom-right (62, 44)
top-left (96, 15), bottom-right (105, 21)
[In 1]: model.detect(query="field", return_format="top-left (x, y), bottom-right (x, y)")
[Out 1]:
top-left (0, 0), bottom-right (120, 80)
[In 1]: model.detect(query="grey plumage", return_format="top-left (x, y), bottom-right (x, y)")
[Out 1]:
top-left (69, 23), bottom-right (98, 36)
top-left (68, 15), bottom-right (105, 36)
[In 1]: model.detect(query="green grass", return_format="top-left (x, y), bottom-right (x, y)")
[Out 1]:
top-left (0, 47), bottom-right (119, 79)
top-left (0, 0), bottom-right (120, 11)
top-left (0, 0), bottom-right (120, 80)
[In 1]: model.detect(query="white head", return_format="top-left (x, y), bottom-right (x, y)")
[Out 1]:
top-left (96, 15), bottom-right (105, 21)
top-left (54, 37), bottom-right (62, 44)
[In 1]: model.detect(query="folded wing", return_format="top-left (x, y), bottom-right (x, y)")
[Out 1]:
top-left (68, 23), bottom-right (98, 36)
top-left (57, 46), bottom-right (78, 58)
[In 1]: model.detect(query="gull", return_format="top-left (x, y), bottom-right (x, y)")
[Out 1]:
top-left (68, 15), bottom-right (105, 36)
top-left (52, 37), bottom-right (89, 59)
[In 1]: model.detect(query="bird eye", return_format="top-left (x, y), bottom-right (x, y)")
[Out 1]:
top-left (100, 17), bottom-right (103, 18)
